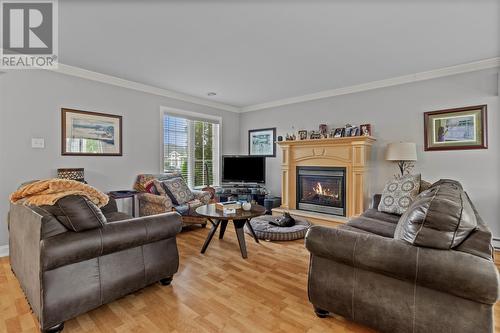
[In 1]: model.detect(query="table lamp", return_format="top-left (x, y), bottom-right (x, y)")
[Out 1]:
top-left (385, 142), bottom-right (417, 177)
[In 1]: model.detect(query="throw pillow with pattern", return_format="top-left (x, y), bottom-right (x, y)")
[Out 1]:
top-left (161, 177), bottom-right (195, 205)
top-left (378, 174), bottom-right (421, 215)
top-left (152, 179), bottom-right (167, 196)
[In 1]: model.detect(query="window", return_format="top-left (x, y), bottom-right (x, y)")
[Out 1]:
top-left (163, 110), bottom-right (220, 187)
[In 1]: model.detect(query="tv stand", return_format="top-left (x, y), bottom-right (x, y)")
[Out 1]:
top-left (215, 184), bottom-right (267, 205)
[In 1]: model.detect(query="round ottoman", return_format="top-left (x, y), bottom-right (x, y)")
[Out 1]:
top-left (244, 215), bottom-right (312, 241)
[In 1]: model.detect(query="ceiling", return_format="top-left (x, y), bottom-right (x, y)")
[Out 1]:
top-left (59, 0), bottom-right (500, 110)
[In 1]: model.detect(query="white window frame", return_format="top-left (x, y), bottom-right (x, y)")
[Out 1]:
top-left (160, 106), bottom-right (222, 187)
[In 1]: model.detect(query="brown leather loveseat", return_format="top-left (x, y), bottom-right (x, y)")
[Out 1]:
top-left (9, 195), bottom-right (182, 333)
top-left (305, 179), bottom-right (499, 333)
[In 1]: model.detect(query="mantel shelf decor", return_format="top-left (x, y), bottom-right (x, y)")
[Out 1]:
top-left (276, 136), bottom-right (375, 145)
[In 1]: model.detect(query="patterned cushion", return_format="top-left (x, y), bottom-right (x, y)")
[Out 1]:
top-left (162, 177), bottom-right (195, 205)
top-left (152, 179), bottom-right (167, 196)
top-left (192, 190), bottom-right (211, 205)
top-left (378, 174), bottom-right (421, 215)
top-left (134, 173), bottom-right (181, 192)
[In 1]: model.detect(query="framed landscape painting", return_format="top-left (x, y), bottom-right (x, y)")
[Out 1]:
top-left (424, 105), bottom-right (487, 151)
top-left (248, 127), bottom-right (276, 157)
top-left (62, 108), bottom-right (123, 156)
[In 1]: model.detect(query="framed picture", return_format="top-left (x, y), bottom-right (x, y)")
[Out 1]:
top-left (350, 126), bottom-right (359, 136)
top-left (62, 108), bottom-right (123, 156)
top-left (310, 131), bottom-right (321, 139)
top-left (424, 105), bottom-right (487, 151)
top-left (333, 128), bottom-right (345, 138)
top-left (319, 124), bottom-right (328, 138)
top-left (248, 127), bottom-right (276, 157)
top-left (360, 124), bottom-right (371, 136)
top-left (298, 130), bottom-right (308, 140)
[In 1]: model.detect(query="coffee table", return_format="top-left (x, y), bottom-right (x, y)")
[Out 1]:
top-left (195, 204), bottom-right (266, 259)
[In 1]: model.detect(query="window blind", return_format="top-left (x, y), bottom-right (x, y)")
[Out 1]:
top-left (163, 113), bottom-right (220, 187)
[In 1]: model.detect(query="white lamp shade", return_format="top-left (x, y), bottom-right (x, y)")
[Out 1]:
top-left (385, 142), bottom-right (417, 161)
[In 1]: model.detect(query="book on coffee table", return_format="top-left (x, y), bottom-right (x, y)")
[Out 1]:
top-left (215, 201), bottom-right (242, 211)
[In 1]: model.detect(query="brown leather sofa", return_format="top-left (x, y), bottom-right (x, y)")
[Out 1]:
top-left (305, 180), bottom-right (499, 333)
top-left (9, 196), bottom-right (182, 333)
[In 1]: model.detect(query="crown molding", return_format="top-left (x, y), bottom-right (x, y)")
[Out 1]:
top-left (240, 57), bottom-right (500, 112)
top-left (3, 58), bottom-right (498, 113)
top-left (51, 64), bottom-right (240, 113)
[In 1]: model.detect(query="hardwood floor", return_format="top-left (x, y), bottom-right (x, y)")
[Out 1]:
top-left (0, 226), bottom-right (497, 332)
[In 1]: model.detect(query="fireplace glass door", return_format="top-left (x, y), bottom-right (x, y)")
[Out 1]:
top-left (296, 167), bottom-right (346, 216)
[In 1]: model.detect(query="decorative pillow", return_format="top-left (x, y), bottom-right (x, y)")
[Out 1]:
top-left (134, 174), bottom-right (156, 192)
top-left (41, 195), bottom-right (107, 232)
top-left (394, 180), bottom-right (477, 249)
top-left (134, 173), bottom-right (182, 192)
top-left (144, 180), bottom-right (161, 195)
top-left (378, 174), bottom-right (421, 215)
top-left (192, 190), bottom-right (212, 205)
top-left (151, 179), bottom-right (167, 196)
top-left (161, 177), bottom-right (194, 205)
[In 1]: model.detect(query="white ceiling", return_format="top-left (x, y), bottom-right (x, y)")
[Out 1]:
top-left (59, 1), bottom-right (499, 109)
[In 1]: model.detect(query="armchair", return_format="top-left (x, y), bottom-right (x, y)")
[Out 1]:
top-left (134, 173), bottom-right (211, 227)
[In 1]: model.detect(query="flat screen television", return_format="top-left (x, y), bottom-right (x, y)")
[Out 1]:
top-left (222, 155), bottom-right (266, 183)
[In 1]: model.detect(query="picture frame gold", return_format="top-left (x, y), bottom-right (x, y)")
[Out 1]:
top-left (424, 105), bottom-right (487, 151)
top-left (62, 108), bottom-right (123, 156)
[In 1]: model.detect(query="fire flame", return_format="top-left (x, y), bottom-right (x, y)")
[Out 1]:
top-left (313, 182), bottom-right (339, 199)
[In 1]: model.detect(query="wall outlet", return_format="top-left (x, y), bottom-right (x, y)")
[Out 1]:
top-left (31, 138), bottom-right (45, 149)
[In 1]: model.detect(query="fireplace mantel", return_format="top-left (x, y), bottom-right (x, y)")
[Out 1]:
top-left (275, 136), bottom-right (375, 224)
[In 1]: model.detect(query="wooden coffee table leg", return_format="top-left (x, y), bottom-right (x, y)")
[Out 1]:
top-left (201, 219), bottom-right (220, 254)
top-left (233, 219), bottom-right (248, 259)
top-left (245, 220), bottom-right (260, 243)
top-left (219, 220), bottom-right (228, 239)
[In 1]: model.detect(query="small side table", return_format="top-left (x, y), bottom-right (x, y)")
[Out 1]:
top-left (108, 190), bottom-right (138, 217)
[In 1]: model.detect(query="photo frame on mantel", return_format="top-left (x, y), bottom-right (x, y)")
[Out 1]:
top-left (62, 108), bottom-right (123, 156)
top-left (424, 105), bottom-right (487, 151)
top-left (248, 127), bottom-right (276, 157)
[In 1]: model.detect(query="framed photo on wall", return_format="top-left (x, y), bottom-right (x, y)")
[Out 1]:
top-left (62, 108), bottom-right (123, 156)
top-left (248, 127), bottom-right (276, 157)
top-left (424, 105), bottom-right (487, 151)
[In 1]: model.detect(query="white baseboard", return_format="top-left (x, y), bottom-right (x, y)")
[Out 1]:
top-left (492, 238), bottom-right (500, 250)
top-left (0, 245), bottom-right (9, 258)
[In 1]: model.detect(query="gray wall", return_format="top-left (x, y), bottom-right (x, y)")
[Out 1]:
top-left (1, 68), bottom-right (498, 247)
top-left (240, 69), bottom-right (500, 237)
top-left (0, 69), bottom-right (240, 247)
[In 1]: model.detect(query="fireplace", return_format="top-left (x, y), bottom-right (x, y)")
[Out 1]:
top-left (296, 166), bottom-right (346, 216)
